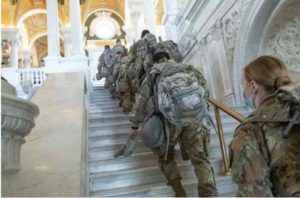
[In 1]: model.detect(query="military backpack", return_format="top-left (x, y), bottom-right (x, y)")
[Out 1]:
top-left (151, 61), bottom-right (210, 129)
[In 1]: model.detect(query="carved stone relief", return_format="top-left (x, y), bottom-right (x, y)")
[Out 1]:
top-left (205, 21), bottom-right (233, 100)
top-left (264, 18), bottom-right (300, 72)
top-left (262, 1), bottom-right (300, 72)
top-left (221, 0), bottom-right (252, 75)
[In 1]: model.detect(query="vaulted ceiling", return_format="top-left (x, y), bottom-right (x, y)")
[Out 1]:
top-left (1, 0), bottom-right (126, 66)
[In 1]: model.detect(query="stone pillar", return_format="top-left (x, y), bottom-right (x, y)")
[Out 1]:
top-left (10, 39), bottom-right (19, 69)
top-left (131, 11), bottom-right (143, 40)
top-left (163, 0), bottom-right (180, 41)
top-left (60, 27), bottom-right (72, 57)
top-left (69, 0), bottom-right (84, 56)
top-left (44, 0), bottom-right (61, 70)
top-left (143, 0), bottom-right (157, 34)
top-left (1, 80), bottom-right (39, 197)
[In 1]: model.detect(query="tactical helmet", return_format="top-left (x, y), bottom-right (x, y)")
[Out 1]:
top-left (153, 43), bottom-right (170, 63)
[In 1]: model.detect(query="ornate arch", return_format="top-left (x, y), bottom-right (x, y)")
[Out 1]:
top-left (232, 0), bottom-right (281, 104)
top-left (83, 8), bottom-right (125, 25)
top-left (29, 32), bottom-right (47, 48)
top-left (17, 9), bottom-right (47, 27)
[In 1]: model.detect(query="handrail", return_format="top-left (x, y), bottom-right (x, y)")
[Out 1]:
top-left (208, 98), bottom-right (246, 175)
top-left (209, 98), bottom-right (246, 122)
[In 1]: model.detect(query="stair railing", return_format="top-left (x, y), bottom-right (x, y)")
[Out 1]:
top-left (208, 98), bottom-right (246, 175)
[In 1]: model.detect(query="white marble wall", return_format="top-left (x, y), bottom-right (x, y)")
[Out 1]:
top-left (15, 73), bottom-right (85, 197)
top-left (174, 0), bottom-right (299, 105)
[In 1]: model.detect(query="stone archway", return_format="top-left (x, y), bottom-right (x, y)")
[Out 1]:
top-left (259, 0), bottom-right (300, 80)
top-left (232, 0), bottom-right (281, 104)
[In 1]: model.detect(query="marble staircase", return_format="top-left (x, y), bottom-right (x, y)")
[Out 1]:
top-left (87, 86), bottom-right (248, 197)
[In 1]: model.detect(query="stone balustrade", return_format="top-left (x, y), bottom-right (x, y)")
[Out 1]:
top-left (1, 80), bottom-right (40, 197)
top-left (18, 68), bottom-right (47, 87)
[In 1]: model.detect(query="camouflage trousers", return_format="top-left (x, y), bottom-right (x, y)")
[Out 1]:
top-left (119, 91), bottom-right (131, 114)
top-left (129, 80), bottom-right (137, 106)
top-left (156, 122), bottom-right (218, 197)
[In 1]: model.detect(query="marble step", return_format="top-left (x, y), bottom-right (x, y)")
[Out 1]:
top-left (89, 106), bottom-right (122, 113)
top-left (89, 114), bottom-right (130, 124)
top-left (88, 122), bottom-right (237, 141)
top-left (90, 103), bottom-right (120, 109)
top-left (90, 96), bottom-right (113, 101)
top-left (88, 120), bottom-right (130, 133)
top-left (88, 127), bottom-right (129, 138)
top-left (91, 176), bottom-right (236, 197)
top-left (89, 136), bottom-right (232, 161)
top-left (89, 103), bottom-right (120, 109)
top-left (90, 93), bottom-right (112, 98)
top-left (90, 98), bottom-right (118, 103)
top-left (92, 86), bottom-right (106, 91)
top-left (88, 110), bottom-right (244, 124)
top-left (89, 109), bottom-right (123, 117)
top-left (89, 149), bottom-right (224, 174)
top-left (88, 116), bottom-right (239, 132)
top-left (90, 166), bottom-right (235, 196)
top-left (88, 129), bottom-right (234, 150)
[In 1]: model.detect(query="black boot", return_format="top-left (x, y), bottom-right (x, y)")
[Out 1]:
top-left (170, 180), bottom-right (187, 197)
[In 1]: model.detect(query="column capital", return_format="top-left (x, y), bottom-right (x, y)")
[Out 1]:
top-left (19, 49), bottom-right (31, 59)
top-left (1, 28), bottom-right (21, 42)
top-left (60, 27), bottom-right (72, 44)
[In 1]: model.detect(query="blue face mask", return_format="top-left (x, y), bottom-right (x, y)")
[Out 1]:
top-left (243, 95), bottom-right (255, 109)
top-left (243, 83), bottom-right (255, 109)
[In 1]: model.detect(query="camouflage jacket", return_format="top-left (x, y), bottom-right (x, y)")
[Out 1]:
top-left (129, 65), bottom-right (156, 128)
top-left (97, 49), bottom-right (109, 72)
top-left (134, 33), bottom-right (157, 81)
top-left (230, 97), bottom-right (300, 197)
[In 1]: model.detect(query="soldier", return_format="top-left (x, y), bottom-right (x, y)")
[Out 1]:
top-left (128, 44), bottom-right (218, 197)
top-left (126, 43), bottom-right (138, 108)
top-left (116, 55), bottom-right (131, 114)
top-left (110, 39), bottom-right (127, 100)
top-left (96, 45), bottom-right (111, 89)
top-left (134, 30), bottom-right (157, 88)
top-left (229, 56), bottom-right (300, 197)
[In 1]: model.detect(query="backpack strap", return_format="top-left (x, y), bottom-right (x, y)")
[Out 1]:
top-left (243, 108), bottom-right (299, 138)
top-left (283, 110), bottom-right (300, 138)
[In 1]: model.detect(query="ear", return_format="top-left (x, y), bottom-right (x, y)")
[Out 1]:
top-left (251, 80), bottom-right (259, 93)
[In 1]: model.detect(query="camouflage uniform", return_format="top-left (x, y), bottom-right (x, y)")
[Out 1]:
top-left (116, 56), bottom-right (132, 114)
top-left (97, 50), bottom-right (109, 89)
top-left (126, 43), bottom-right (138, 106)
top-left (129, 59), bottom-right (218, 197)
top-left (134, 33), bottom-right (157, 87)
top-left (230, 86), bottom-right (300, 197)
top-left (109, 44), bottom-right (127, 99)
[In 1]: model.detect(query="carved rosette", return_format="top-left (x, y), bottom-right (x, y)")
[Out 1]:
top-left (1, 80), bottom-right (39, 197)
top-left (264, 17), bottom-right (300, 72)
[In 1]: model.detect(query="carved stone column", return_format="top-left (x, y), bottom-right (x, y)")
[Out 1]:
top-left (1, 80), bottom-right (40, 197)
top-left (69, 0), bottom-right (84, 56)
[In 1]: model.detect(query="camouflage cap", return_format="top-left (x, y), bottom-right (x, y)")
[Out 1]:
top-left (153, 42), bottom-right (170, 62)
